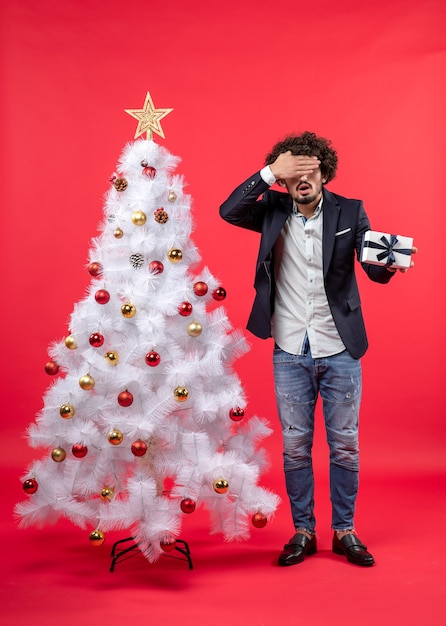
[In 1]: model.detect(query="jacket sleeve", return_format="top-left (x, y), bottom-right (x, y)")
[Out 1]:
top-left (356, 202), bottom-right (394, 285)
top-left (219, 172), bottom-right (271, 233)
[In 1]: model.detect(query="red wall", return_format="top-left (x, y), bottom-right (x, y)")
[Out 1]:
top-left (2, 0), bottom-right (445, 482)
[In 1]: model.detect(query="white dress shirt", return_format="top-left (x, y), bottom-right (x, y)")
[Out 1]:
top-left (260, 166), bottom-right (345, 357)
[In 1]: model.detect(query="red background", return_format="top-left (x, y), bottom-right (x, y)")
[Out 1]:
top-left (1, 1), bottom-right (445, 625)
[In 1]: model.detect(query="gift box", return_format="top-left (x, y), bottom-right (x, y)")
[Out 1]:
top-left (361, 230), bottom-right (413, 269)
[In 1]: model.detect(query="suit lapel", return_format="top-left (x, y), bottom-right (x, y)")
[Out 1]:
top-left (258, 193), bottom-right (292, 262)
top-left (322, 188), bottom-right (340, 277)
top-left (258, 188), bottom-right (340, 272)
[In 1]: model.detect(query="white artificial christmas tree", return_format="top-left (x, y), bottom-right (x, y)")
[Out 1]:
top-left (16, 92), bottom-right (279, 565)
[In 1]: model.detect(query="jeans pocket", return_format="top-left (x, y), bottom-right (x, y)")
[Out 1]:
top-left (273, 345), bottom-right (296, 364)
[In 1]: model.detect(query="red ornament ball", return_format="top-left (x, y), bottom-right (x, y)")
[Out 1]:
top-left (72, 443), bottom-right (88, 458)
top-left (178, 301), bottom-right (193, 316)
top-left (118, 390), bottom-right (133, 407)
top-left (252, 512), bottom-right (268, 529)
top-left (193, 281), bottom-right (208, 297)
top-left (23, 478), bottom-right (38, 494)
top-left (88, 262), bottom-right (103, 278)
top-left (131, 440), bottom-right (148, 457)
top-left (180, 498), bottom-right (196, 514)
top-left (160, 536), bottom-right (177, 552)
top-left (212, 287), bottom-right (227, 301)
top-left (89, 332), bottom-right (104, 348)
top-left (95, 289), bottom-right (110, 305)
top-left (143, 166), bottom-right (157, 179)
top-left (149, 260), bottom-right (164, 275)
top-left (45, 360), bottom-right (60, 376)
top-left (229, 407), bottom-right (245, 422)
top-left (145, 350), bottom-right (161, 367)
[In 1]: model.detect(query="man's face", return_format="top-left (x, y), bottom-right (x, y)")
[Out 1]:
top-left (284, 163), bottom-right (326, 206)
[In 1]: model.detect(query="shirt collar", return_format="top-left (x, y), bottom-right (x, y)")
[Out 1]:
top-left (293, 195), bottom-right (324, 218)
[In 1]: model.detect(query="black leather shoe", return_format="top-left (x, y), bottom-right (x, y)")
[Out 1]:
top-left (332, 532), bottom-right (375, 566)
top-left (278, 533), bottom-right (317, 566)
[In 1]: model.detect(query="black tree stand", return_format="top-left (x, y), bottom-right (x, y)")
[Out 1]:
top-left (110, 537), bottom-right (193, 572)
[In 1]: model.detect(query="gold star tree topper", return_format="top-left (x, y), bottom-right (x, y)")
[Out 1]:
top-left (125, 91), bottom-right (173, 140)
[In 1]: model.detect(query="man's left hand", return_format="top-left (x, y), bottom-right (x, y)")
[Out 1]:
top-left (387, 246), bottom-right (418, 273)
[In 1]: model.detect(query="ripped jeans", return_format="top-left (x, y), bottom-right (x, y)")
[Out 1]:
top-left (273, 346), bottom-right (361, 534)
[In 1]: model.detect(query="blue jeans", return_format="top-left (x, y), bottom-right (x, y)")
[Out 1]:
top-left (273, 346), bottom-right (362, 534)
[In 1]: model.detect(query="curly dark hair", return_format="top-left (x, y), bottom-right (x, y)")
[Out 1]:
top-left (265, 131), bottom-right (338, 183)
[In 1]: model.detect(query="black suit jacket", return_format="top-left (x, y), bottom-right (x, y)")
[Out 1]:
top-left (220, 172), bottom-right (393, 359)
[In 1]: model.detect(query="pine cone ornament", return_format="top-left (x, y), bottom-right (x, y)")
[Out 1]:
top-left (113, 177), bottom-right (128, 192)
top-left (129, 253), bottom-right (144, 268)
top-left (154, 208), bottom-right (169, 224)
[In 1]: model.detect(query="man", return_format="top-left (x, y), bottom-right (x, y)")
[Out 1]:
top-left (219, 132), bottom-right (416, 567)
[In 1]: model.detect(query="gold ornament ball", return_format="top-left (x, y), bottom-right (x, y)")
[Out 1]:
top-left (79, 374), bottom-right (95, 390)
top-left (187, 321), bottom-right (202, 337)
top-left (89, 530), bottom-right (105, 546)
top-left (168, 190), bottom-right (177, 202)
top-left (51, 447), bottom-right (67, 462)
top-left (60, 404), bottom-right (75, 419)
top-left (168, 248), bottom-right (183, 263)
top-left (213, 478), bottom-right (229, 494)
top-left (174, 386), bottom-right (189, 402)
top-left (132, 210), bottom-right (147, 225)
top-left (104, 351), bottom-right (119, 365)
top-left (100, 486), bottom-right (114, 501)
top-left (113, 227), bottom-right (124, 239)
top-left (121, 303), bottom-right (136, 318)
top-left (65, 335), bottom-right (77, 350)
top-left (108, 429), bottom-right (124, 445)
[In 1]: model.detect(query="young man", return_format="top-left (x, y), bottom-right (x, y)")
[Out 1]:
top-left (219, 132), bottom-right (415, 567)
